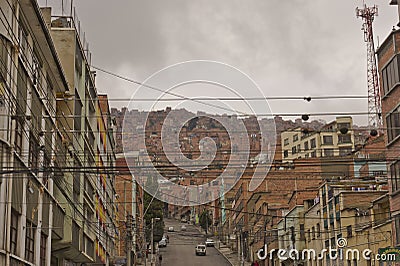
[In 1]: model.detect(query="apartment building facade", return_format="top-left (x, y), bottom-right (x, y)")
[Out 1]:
top-left (0, 0), bottom-right (72, 265)
top-left (376, 6), bottom-right (400, 250)
top-left (281, 117), bottom-right (355, 162)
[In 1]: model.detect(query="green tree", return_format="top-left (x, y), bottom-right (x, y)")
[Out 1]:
top-left (199, 210), bottom-right (212, 234)
top-left (144, 176), bottom-right (164, 245)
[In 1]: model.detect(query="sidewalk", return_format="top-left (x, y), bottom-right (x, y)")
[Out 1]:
top-left (215, 242), bottom-right (252, 266)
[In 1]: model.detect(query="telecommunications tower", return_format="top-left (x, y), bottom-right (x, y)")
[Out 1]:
top-left (356, 4), bottom-right (382, 128)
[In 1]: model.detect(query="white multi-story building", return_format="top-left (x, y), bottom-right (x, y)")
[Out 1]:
top-left (0, 0), bottom-right (69, 265)
top-left (281, 117), bottom-right (355, 162)
top-left (0, 1), bottom-right (117, 265)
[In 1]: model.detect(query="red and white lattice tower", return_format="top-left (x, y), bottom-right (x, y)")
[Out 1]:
top-left (356, 4), bottom-right (382, 128)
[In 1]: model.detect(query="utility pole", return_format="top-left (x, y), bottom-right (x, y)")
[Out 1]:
top-left (151, 217), bottom-right (160, 265)
top-left (240, 229), bottom-right (244, 266)
top-left (143, 219), bottom-right (147, 266)
top-left (126, 214), bottom-right (134, 266)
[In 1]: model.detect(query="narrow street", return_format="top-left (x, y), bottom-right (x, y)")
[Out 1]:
top-left (158, 218), bottom-right (231, 266)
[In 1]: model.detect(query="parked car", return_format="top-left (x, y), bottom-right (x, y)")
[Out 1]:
top-left (195, 244), bottom-right (206, 256)
top-left (159, 238), bottom-right (167, 248)
top-left (181, 225), bottom-right (187, 231)
top-left (181, 217), bottom-right (187, 223)
top-left (168, 226), bottom-right (174, 232)
top-left (205, 238), bottom-right (215, 247)
top-left (162, 234), bottom-right (169, 243)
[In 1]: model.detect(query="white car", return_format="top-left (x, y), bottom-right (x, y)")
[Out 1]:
top-left (205, 238), bottom-right (215, 247)
top-left (168, 226), bottom-right (174, 232)
top-left (159, 238), bottom-right (167, 248)
top-left (181, 225), bottom-right (187, 231)
top-left (195, 244), bottom-right (206, 256)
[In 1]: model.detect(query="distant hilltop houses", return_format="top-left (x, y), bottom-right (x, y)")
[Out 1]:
top-left (0, 0), bottom-right (399, 265)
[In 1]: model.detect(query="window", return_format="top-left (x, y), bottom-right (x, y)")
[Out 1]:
top-left (337, 122), bottom-right (351, 131)
top-left (311, 151), bottom-right (317, 158)
top-left (338, 134), bottom-right (351, 144)
top-left (25, 221), bottom-right (35, 263)
top-left (290, 226), bottom-right (295, 242)
top-left (84, 177), bottom-right (94, 201)
top-left (324, 149), bottom-right (334, 157)
top-left (84, 202), bottom-right (94, 223)
top-left (310, 138), bottom-right (316, 148)
top-left (283, 150), bottom-right (289, 158)
top-left (10, 211), bottom-right (18, 254)
top-left (300, 224), bottom-right (305, 240)
top-left (40, 234), bottom-right (47, 266)
top-left (386, 105), bottom-right (400, 143)
top-left (29, 133), bottom-right (39, 175)
top-left (83, 234), bottom-right (94, 258)
top-left (395, 216), bottom-right (400, 245)
top-left (74, 91), bottom-right (82, 133)
top-left (381, 55), bottom-right (400, 95)
top-left (297, 144), bottom-right (300, 153)
top-left (323, 135), bottom-right (333, 145)
top-left (316, 223), bottom-right (320, 237)
top-left (307, 229), bottom-right (311, 242)
top-left (347, 225), bottom-right (352, 238)
top-left (293, 134), bottom-right (298, 142)
top-left (305, 153), bottom-right (309, 158)
top-left (312, 226), bottom-right (315, 239)
top-left (390, 161), bottom-right (400, 192)
top-left (0, 36), bottom-right (11, 81)
top-left (18, 24), bottom-right (29, 62)
top-left (42, 155), bottom-right (50, 188)
top-left (15, 64), bottom-right (28, 155)
top-left (304, 141), bottom-right (309, 151)
top-left (284, 138), bottom-right (289, 146)
top-left (73, 162), bottom-right (80, 203)
top-left (292, 146), bottom-right (297, 154)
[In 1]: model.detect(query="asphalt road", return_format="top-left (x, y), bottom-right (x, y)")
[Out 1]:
top-left (158, 218), bottom-right (231, 266)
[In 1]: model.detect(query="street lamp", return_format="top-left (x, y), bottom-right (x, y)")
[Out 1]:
top-left (151, 217), bottom-right (160, 265)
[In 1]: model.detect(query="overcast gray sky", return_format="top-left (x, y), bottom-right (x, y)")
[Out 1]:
top-left (66, 1), bottom-right (399, 125)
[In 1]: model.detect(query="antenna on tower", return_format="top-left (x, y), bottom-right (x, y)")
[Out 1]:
top-left (356, 4), bottom-right (382, 130)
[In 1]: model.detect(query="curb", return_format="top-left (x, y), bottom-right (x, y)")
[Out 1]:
top-left (216, 247), bottom-right (235, 266)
